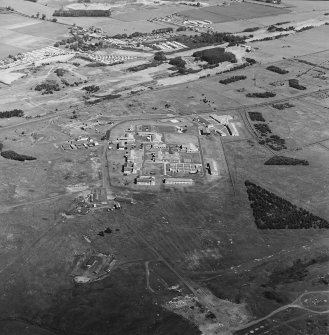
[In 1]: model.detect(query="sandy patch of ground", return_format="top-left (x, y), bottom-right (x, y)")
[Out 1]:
top-left (0, 71), bottom-right (26, 85)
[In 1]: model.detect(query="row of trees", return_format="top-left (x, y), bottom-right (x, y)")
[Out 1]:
top-left (289, 79), bottom-right (306, 90)
top-left (219, 75), bottom-right (247, 85)
top-left (174, 31), bottom-right (248, 48)
top-left (264, 156), bottom-right (309, 165)
top-left (254, 123), bottom-right (271, 135)
top-left (246, 91), bottom-right (276, 98)
top-left (250, 114), bottom-right (287, 151)
top-left (259, 135), bottom-right (287, 151)
top-left (0, 109), bottom-right (24, 118)
top-left (82, 85), bottom-right (100, 93)
top-left (248, 112), bottom-right (265, 122)
top-left (1, 151), bottom-right (36, 162)
top-left (266, 65), bottom-right (289, 74)
top-left (35, 80), bottom-right (60, 94)
top-left (245, 180), bottom-right (329, 229)
top-left (272, 102), bottom-right (294, 110)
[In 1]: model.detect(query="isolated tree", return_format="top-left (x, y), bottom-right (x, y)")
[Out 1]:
top-left (52, 18), bottom-right (57, 22)
top-left (154, 51), bottom-right (166, 62)
top-left (41, 14), bottom-right (46, 20)
top-left (169, 56), bottom-right (186, 68)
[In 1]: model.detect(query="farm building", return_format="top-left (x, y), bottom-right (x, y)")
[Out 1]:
top-left (169, 163), bottom-right (202, 174)
top-left (209, 114), bottom-right (232, 125)
top-left (164, 178), bottom-right (194, 185)
top-left (82, 256), bottom-right (98, 270)
top-left (90, 188), bottom-right (108, 204)
top-left (136, 176), bottom-right (156, 185)
top-left (180, 143), bottom-right (199, 153)
top-left (117, 133), bottom-right (135, 143)
top-left (200, 127), bottom-right (211, 135)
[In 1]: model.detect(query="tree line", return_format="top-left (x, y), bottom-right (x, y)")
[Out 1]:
top-left (0, 109), bottom-right (24, 118)
top-left (264, 156), bottom-right (309, 165)
top-left (1, 151), bottom-right (36, 162)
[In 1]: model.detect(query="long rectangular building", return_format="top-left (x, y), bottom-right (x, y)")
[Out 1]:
top-left (164, 178), bottom-right (194, 185)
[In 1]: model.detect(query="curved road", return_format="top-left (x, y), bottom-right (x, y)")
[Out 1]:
top-left (233, 290), bottom-right (329, 333)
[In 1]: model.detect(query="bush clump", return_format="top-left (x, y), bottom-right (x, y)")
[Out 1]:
top-left (246, 92), bottom-right (276, 98)
top-left (35, 80), bottom-right (60, 94)
top-left (193, 47), bottom-right (237, 65)
top-left (169, 56), bottom-right (186, 68)
top-left (288, 79), bottom-right (306, 90)
top-left (267, 65), bottom-right (289, 74)
top-left (82, 85), bottom-right (100, 93)
top-left (242, 27), bottom-right (260, 32)
top-left (219, 75), bottom-right (246, 84)
top-left (245, 58), bottom-right (256, 65)
top-left (272, 102), bottom-right (294, 110)
top-left (248, 112), bottom-right (265, 122)
top-left (254, 123), bottom-right (271, 135)
top-left (54, 68), bottom-right (67, 77)
top-left (154, 51), bottom-right (167, 62)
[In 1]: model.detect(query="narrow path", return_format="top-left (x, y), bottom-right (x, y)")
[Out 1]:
top-left (145, 261), bottom-right (154, 293)
top-left (233, 290), bottom-right (329, 333)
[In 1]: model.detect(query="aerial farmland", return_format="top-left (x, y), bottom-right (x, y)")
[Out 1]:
top-left (0, 0), bottom-right (329, 334)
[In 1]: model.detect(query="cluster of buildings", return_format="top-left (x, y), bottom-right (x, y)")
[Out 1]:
top-left (0, 47), bottom-right (72, 69)
top-left (196, 114), bottom-right (239, 137)
top-left (74, 253), bottom-right (116, 284)
top-left (168, 162), bottom-right (202, 174)
top-left (62, 136), bottom-right (99, 150)
top-left (81, 53), bottom-right (138, 65)
top-left (152, 41), bottom-right (188, 52)
top-left (112, 124), bottom-right (203, 187)
top-left (149, 14), bottom-right (213, 32)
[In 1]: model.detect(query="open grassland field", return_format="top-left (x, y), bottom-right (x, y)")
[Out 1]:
top-left (112, 5), bottom-right (189, 21)
top-left (0, 0), bottom-right (55, 17)
top-left (0, 43), bottom-right (26, 58)
top-left (250, 25), bottom-right (329, 63)
top-left (98, 18), bottom-right (167, 34)
top-left (180, 2), bottom-right (290, 23)
top-left (11, 20), bottom-right (69, 40)
top-left (0, 13), bottom-right (69, 58)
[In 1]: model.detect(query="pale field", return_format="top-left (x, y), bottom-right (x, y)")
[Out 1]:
top-left (250, 25), bottom-right (329, 64)
top-left (0, 0), bottom-right (55, 17)
top-left (180, 2), bottom-right (290, 23)
top-left (0, 13), bottom-right (69, 58)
